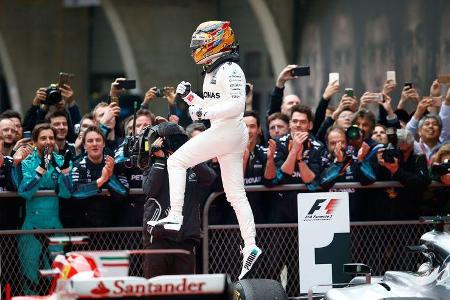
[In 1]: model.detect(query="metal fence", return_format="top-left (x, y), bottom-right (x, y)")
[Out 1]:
top-left (0, 182), bottom-right (445, 298)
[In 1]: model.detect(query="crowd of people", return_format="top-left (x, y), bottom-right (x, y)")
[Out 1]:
top-left (0, 63), bottom-right (449, 292)
top-left (0, 68), bottom-right (449, 230)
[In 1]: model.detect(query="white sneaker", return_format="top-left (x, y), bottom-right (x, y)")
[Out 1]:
top-left (238, 245), bottom-right (262, 280)
top-left (147, 214), bottom-right (183, 231)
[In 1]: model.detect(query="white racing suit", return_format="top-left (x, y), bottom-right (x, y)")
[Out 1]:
top-left (168, 61), bottom-right (256, 248)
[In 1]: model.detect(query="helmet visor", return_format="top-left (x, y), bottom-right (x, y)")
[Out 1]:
top-left (190, 32), bottom-right (210, 50)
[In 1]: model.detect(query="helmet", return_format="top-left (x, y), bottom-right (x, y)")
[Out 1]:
top-left (190, 21), bottom-right (237, 65)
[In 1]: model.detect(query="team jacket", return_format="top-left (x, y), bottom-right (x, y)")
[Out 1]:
top-left (18, 149), bottom-right (72, 217)
top-left (142, 157), bottom-right (216, 242)
top-left (71, 155), bottom-right (129, 198)
top-left (273, 133), bottom-right (327, 186)
top-left (244, 144), bottom-right (271, 186)
top-left (318, 150), bottom-right (377, 190)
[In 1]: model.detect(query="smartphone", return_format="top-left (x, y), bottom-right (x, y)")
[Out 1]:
top-left (438, 74), bottom-right (450, 84)
top-left (344, 88), bottom-right (354, 98)
top-left (117, 80), bottom-right (136, 90)
top-left (329, 72), bottom-right (339, 85)
top-left (23, 131), bottom-right (32, 139)
top-left (58, 72), bottom-right (74, 87)
top-left (375, 93), bottom-right (384, 103)
top-left (291, 66), bottom-right (310, 77)
top-left (404, 82), bottom-right (413, 90)
top-left (387, 71), bottom-right (396, 83)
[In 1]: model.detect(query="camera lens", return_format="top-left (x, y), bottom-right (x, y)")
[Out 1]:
top-left (45, 86), bottom-right (62, 105)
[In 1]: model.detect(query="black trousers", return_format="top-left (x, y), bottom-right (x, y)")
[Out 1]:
top-left (143, 239), bottom-right (197, 278)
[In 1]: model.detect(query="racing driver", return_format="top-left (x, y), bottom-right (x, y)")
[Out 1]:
top-left (148, 21), bottom-right (262, 280)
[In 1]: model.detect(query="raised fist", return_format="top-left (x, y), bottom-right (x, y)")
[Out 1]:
top-left (176, 81), bottom-right (191, 98)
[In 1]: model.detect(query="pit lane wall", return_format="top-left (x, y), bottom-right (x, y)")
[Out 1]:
top-left (0, 182), bottom-right (444, 298)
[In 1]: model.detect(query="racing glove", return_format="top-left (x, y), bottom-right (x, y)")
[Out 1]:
top-left (176, 81), bottom-right (191, 98)
top-left (176, 81), bottom-right (203, 106)
top-left (189, 105), bottom-right (208, 121)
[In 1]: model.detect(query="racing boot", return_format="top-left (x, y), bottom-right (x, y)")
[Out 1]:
top-left (147, 213), bottom-right (183, 231)
top-left (238, 244), bottom-right (262, 280)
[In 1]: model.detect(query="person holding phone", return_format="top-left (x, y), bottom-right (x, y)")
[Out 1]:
top-left (148, 21), bottom-right (261, 280)
top-left (267, 64), bottom-right (302, 117)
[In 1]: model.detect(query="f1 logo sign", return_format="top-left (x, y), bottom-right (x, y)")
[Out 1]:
top-left (307, 199), bottom-right (339, 215)
top-left (307, 199), bottom-right (326, 214)
top-left (298, 192), bottom-right (350, 294)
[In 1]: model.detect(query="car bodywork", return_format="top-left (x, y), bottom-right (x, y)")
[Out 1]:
top-left (11, 249), bottom-right (232, 300)
top-left (323, 217), bottom-right (450, 299)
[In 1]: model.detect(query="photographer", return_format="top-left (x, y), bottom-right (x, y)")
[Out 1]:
top-left (143, 122), bottom-right (216, 278)
top-left (23, 83), bottom-right (80, 142)
top-left (319, 126), bottom-right (376, 220)
top-left (376, 128), bottom-right (430, 219)
top-left (71, 126), bottom-right (128, 227)
top-left (114, 109), bottom-right (153, 226)
top-left (17, 123), bottom-right (72, 294)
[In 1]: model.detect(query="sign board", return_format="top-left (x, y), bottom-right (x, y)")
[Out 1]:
top-left (298, 192), bottom-right (350, 294)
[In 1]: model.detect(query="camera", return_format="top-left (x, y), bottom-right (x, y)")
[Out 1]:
top-left (155, 88), bottom-right (166, 97)
top-left (382, 144), bottom-right (402, 163)
top-left (382, 128), bottom-right (401, 163)
top-left (42, 84), bottom-right (62, 105)
top-left (122, 122), bottom-right (188, 170)
top-left (431, 160), bottom-right (450, 177)
top-left (346, 125), bottom-right (363, 142)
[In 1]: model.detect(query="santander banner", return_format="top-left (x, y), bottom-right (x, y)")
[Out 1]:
top-left (298, 192), bottom-right (350, 294)
top-left (71, 274), bottom-right (227, 297)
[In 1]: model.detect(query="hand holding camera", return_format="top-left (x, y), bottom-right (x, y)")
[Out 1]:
top-left (60, 84), bottom-right (74, 106)
top-left (276, 65), bottom-right (298, 88)
top-left (377, 148), bottom-right (400, 175)
top-left (143, 87), bottom-right (157, 104)
top-left (110, 78), bottom-right (135, 102)
top-left (32, 88), bottom-right (48, 106)
top-left (150, 137), bottom-right (165, 158)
